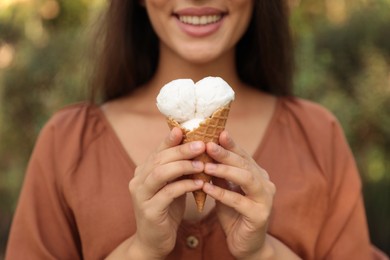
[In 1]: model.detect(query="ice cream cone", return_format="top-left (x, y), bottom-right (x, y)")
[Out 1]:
top-left (166, 103), bottom-right (231, 212)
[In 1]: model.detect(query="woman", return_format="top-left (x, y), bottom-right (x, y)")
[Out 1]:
top-left (6, 1), bottom-right (384, 259)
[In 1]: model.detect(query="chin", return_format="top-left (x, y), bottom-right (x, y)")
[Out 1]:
top-left (184, 54), bottom-right (219, 64)
top-left (177, 47), bottom-right (223, 64)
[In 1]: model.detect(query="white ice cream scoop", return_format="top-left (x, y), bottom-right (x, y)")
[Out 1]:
top-left (156, 79), bottom-right (196, 123)
top-left (195, 76), bottom-right (235, 119)
top-left (156, 77), bottom-right (235, 130)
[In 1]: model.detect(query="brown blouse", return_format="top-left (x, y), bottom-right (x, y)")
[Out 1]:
top-left (5, 98), bottom-right (383, 259)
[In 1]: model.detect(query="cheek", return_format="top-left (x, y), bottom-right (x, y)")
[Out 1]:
top-left (144, 0), bottom-right (171, 36)
top-left (145, 0), bottom-right (169, 12)
top-left (145, 0), bottom-right (169, 19)
top-left (228, 2), bottom-right (253, 41)
top-left (237, 0), bottom-right (254, 21)
top-left (233, 0), bottom-right (255, 7)
top-left (145, 0), bottom-right (166, 6)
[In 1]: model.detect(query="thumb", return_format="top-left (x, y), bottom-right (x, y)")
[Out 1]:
top-left (157, 127), bottom-right (184, 151)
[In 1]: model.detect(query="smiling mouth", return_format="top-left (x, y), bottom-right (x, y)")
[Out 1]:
top-left (176, 14), bottom-right (223, 26)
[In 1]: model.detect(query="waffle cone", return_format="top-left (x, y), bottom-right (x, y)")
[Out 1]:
top-left (166, 103), bottom-right (231, 212)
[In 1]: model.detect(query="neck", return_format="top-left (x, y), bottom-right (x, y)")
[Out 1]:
top-left (128, 43), bottom-right (260, 115)
top-left (147, 43), bottom-right (242, 93)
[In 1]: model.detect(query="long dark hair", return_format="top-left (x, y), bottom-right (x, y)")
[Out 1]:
top-left (91, 1), bottom-right (294, 102)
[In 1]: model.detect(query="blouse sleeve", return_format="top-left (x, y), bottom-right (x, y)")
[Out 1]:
top-left (315, 119), bottom-right (373, 259)
top-left (5, 121), bottom-right (81, 260)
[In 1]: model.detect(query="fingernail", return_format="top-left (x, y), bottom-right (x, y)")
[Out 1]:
top-left (190, 141), bottom-right (203, 152)
top-left (192, 160), bottom-right (203, 169)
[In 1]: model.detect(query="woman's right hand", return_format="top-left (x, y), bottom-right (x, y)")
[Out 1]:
top-left (128, 127), bottom-right (206, 259)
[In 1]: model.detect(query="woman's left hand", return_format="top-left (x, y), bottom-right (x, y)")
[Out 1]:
top-left (202, 131), bottom-right (276, 260)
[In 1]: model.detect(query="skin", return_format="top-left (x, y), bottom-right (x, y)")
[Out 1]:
top-left (128, 128), bottom-right (206, 258)
top-left (104, 0), bottom-right (302, 259)
top-left (144, 0), bottom-right (254, 64)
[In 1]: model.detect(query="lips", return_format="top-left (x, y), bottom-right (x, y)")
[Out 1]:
top-left (178, 15), bottom-right (222, 26)
top-left (174, 7), bottom-right (226, 36)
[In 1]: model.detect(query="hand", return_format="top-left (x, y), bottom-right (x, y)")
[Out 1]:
top-left (128, 127), bottom-right (206, 259)
top-left (202, 131), bottom-right (276, 260)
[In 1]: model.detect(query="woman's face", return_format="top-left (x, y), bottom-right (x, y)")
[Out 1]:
top-left (144, 0), bottom-right (254, 64)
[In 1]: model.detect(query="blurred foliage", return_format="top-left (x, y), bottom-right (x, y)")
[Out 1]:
top-left (0, 1), bottom-right (104, 258)
top-left (292, 0), bottom-right (390, 254)
top-left (0, 0), bottom-right (389, 258)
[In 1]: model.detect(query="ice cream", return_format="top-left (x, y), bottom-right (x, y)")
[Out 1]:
top-left (194, 76), bottom-right (235, 120)
top-left (157, 76), bottom-right (235, 130)
top-left (156, 76), bottom-right (235, 212)
top-left (156, 79), bottom-right (196, 123)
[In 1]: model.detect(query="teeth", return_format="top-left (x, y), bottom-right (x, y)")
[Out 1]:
top-left (179, 15), bottom-right (222, 25)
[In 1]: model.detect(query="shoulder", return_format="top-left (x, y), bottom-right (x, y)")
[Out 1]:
top-left (36, 102), bottom-right (108, 173)
top-left (278, 97), bottom-right (341, 138)
top-left (47, 102), bottom-right (102, 128)
top-left (45, 101), bottom-right (108, 149)
top-left (279, 97), bottom-right (338, 125)
top-left (277, 97), bottom-right (348, 173)
top-left (45, 102), bottom-right (106, 138)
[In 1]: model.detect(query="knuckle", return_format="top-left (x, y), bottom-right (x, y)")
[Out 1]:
top-left (267, 181), bottom-right (277, 196)
top-left (211, 143), bottom-right (223, 155)
top-left (128, 178), bottom-right (138, 197)
top-left (128, 178), bottom-right (135, 193)
top-left (178, 161), bottom-right (190, 173)
top-left (134, 165), bottom-right (142, 176)
top-left (255, 214), bottom-right (269, 228)
top-left (221, 148), bottom-right (230, 160)
top-left (162, 185), bottom-right (175, 198)
top-left (242, 171), bottom-right (256, 185)
top-left (260, 168), bottom-right (270, 179)
top-left (240, 158), bottom-right (251, 171)
top-left (217, 163), bottom-right (226, 174)
top-left (150, 166), bottom-right (164, 181)
top-left (178, 144), bottom-right (189, 156)
top-left (215, 186), bottom-right (226, 201)
top-left (151, 152), bottom-right (162, 165)
top-left (231, 193), bottom-right (243, 207)
top-left (237, 147), bottom-right (249, 158)
top-left (248, 203), bottom-right (270, 229)
top-left (258, 204), bottom-right (272, 221)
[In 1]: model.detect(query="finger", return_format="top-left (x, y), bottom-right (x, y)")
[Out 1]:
top-left (157, 141), bottom-right (206, 165)
top-left (139, 140), bottom-right (206, 179)
top-left (207, 134), bottom-right (271, 181)
top-left (203, 182), bottom-right (253, 216)
top-left (150, 179), bottom-right (204, 212)
top-left (134, 137), bottom-right (206, 192)
top-left (205, 163), bottom-right (262, 197)
top-left (142, 160), bottom-right (204, 200)
top-left (136, 128), bottom-right (184, 177)
top-left (156, 127), bottom-right (184, 152)
top-left (206, 142), bottom-right (254, 171)
top-left (218, 131), bottom-right (271, 180)
top-left (219, 130), bottom-right (250, 158)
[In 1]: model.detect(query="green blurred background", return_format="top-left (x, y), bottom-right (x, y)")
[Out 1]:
top-left (0, 0), bottom-right (389, 258)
